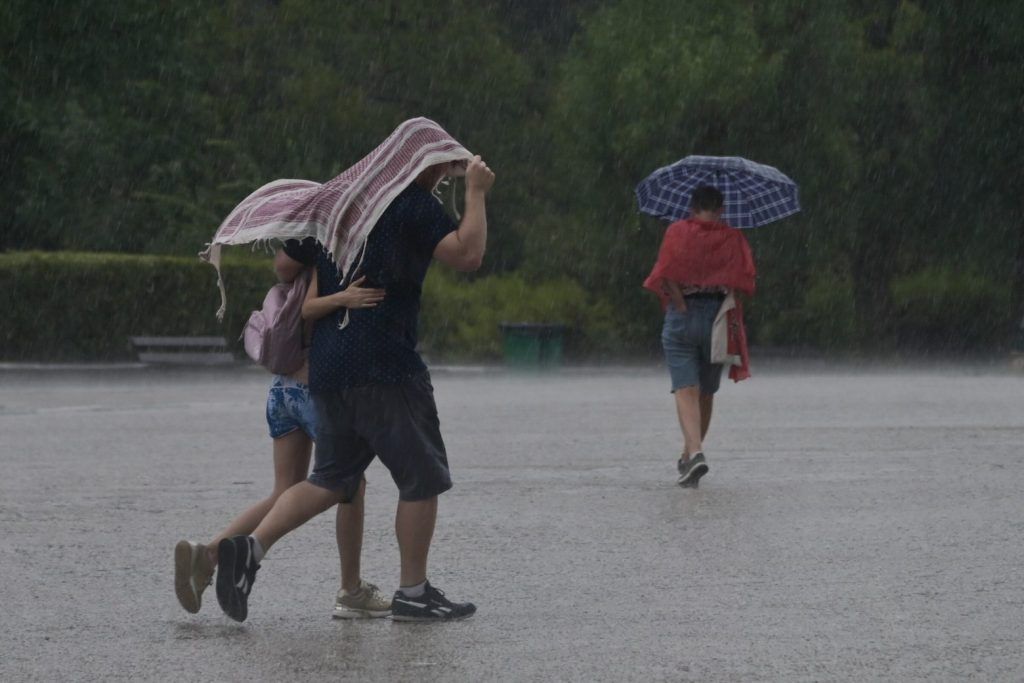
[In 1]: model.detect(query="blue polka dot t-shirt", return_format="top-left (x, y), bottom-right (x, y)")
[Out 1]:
top-left (308, 183), bottom-right (456, 391)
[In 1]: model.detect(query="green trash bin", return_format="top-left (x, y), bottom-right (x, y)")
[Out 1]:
top-left (1012, 316), bottom-right (1024, 372)
top-left (499, 323), bottom-right (566, 368)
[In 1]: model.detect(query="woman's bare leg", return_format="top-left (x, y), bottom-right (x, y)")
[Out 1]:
top-left (337, 479), bottom-right (366, 592)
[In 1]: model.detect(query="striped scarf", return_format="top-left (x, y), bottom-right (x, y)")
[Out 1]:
top-left (200, 117), bottom-right (472, 319)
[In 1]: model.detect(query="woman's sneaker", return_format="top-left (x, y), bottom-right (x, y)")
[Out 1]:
top-left (215, 535), bottom-right (260, 622)
top-left (391, 582), bottom-right (476, 622)
top-left (174, 540), bottom-right (215, 614)
top-left (333, 580), bottom-right (392, 619)
top-left (677, 452), bottom-right (709, 487)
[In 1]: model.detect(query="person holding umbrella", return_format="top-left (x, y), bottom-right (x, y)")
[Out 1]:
top-left (637, 156), bottom-right (799, 487)
top-left (643, 186), bottom-right (755, 486)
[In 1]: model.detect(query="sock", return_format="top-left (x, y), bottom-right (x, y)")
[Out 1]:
top-left (249, 536), bottom-right (265, 563)
top-left (400, 580), bottom-right (427, 598)
top-left (342, 582), bottom-right (363, 597)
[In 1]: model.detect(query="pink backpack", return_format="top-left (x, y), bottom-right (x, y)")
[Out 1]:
top-left (242, 271), bottom-right (310, 374)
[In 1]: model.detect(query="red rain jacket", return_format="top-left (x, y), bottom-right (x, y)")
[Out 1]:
top-left (643, 218), bottom-right (757, 381)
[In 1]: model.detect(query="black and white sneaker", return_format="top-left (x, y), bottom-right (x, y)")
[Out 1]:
top-left (677, 452), bottom-right (709, 487)
top-left (391, 582), bottom-right (476, 622)
top-left (216, 535), bottom-right (260, 622)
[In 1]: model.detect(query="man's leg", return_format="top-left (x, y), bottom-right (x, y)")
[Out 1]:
top-left (215, 479), bottom-right (343, 622)
top-left (207, 430), bottom-right (312, 563)
top-left (389, 494), bottom-right (473, 621)
top-left (674, 385), bottom-right (704, 458)
top-left (694, 353), bottom-right (721, 448)
top-left (216, 388), bottom-right (374, 622)
top-left (252, 480), bottom-right (344, 552)
top-left (674, 385), bottom-right (710, 487)
top-left (683, 354), bottom-right (721, 480)
top-left (175, 430), bottom-right (311, 615)
top-left (699, 392), bottom-right (713, 441)
top-left (364, 376), bottom-right (472, 621)
top-left (395, 496), bottom-right (437, 588)
top-left (252, 388), bottom-right (373, 554)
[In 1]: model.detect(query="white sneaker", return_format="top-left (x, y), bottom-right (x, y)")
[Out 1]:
top-left (333, 580), bottom-right (392, 619)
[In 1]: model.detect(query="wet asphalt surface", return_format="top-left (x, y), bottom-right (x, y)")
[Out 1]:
top-left (1, 361), bottom-right (1023, 681)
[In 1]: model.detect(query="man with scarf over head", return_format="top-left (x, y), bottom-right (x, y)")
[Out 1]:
top-left (644, 185), bottom-right (756, 488)
top-left (213, 124), bottom-right (494, 623)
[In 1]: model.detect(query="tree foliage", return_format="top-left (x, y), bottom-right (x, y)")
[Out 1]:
top-left (2, 0), bottom-right (1021, 351)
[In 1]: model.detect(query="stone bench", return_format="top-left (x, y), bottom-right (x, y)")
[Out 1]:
top-left (130, 336), bottom-right (234, 365)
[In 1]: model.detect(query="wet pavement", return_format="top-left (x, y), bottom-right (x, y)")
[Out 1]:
top-left (1, 361), bottom-right (1023, 681)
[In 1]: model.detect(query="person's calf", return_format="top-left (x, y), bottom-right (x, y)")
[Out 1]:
top-left (699, 392), bottom-right (714, 438)
top-left (674, 386), bottom-right (704, 456)
top-left (252, 480), bottom-right (346, 554)
top-left (396, 496), bottom-right (438, 587)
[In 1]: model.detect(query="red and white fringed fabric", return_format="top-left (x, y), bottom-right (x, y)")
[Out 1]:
top-left (200, 117), bottom-right (472, 319)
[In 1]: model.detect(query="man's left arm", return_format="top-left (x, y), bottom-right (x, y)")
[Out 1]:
top-left (433, 156), bottom-right (494, 272)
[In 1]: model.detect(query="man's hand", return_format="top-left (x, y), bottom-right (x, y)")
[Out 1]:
top-left (465, 155), bottom-right (495, 195)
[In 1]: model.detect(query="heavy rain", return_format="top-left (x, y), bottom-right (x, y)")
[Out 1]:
top-left (2, 1), bottom-right (1023, 681)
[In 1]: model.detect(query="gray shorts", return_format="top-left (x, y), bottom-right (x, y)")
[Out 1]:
top-left (308, 372), bottom-right (452, 502)
top-left (661, 296), bottom-right (724, 395)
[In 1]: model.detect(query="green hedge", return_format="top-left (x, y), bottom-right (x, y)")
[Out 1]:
top-left (1, 251), bottom-right (274, 361)
top-left (1, 251), bottom-right (625, 362)
top-left (890, 267), bottom-right (1011, 349)
top-left (4, 252), bottom-right (1014, 362)
top-left (752, 270), bottom-right (857, 350)
top-left (421, 269), bottom-right (624, 360)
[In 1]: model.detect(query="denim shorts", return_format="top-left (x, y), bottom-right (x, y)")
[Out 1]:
top-left (265, 375), bottom-right (318, 440)
top-left (308, 372), bottom-right (452, 502)
top-left (661, 296), bottom-right (724, 394)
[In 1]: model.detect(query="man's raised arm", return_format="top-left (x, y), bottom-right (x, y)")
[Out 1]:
top-left (433, 155), bottom-right (495, 272)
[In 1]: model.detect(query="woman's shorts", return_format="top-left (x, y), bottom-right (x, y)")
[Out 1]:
top-left (266, 375), bottom-right (318, 440)
top-left (661, 296), bottom-right (724, 395)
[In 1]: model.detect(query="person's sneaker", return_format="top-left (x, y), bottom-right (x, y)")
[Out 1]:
top-left (676, 457), bottom-right (698, 488)
top-left (677, 452), bottom-right (709, 487)
top-left (215, 535), bottom-right (260, 622)
top-left (333, 580), bottom-right (392, 619)
top-left (390, 582), bottom-right (476, 622)
top-left (174, 540), bottom-right (214, 614)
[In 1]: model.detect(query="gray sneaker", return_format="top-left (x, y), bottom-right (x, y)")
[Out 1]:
top-left (174, 540), bottom-right (215, 614)
top-left (677, 452), bottom-right (709, 487)
top-left (333, 580), bottom-right (392, 619)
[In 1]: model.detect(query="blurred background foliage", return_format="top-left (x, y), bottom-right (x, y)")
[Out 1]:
top-left (2, 0), bottom-right (1021, 359)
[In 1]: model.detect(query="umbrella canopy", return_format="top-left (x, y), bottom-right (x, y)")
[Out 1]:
top-left (635, 155), bottom-right (800, 228)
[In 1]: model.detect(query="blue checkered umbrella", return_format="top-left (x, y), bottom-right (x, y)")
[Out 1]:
top-left (635, 155), bottom-right (800, 228)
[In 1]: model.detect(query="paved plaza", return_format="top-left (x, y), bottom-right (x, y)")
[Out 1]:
top-left (1, 361), bottom-right (1022, 681)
